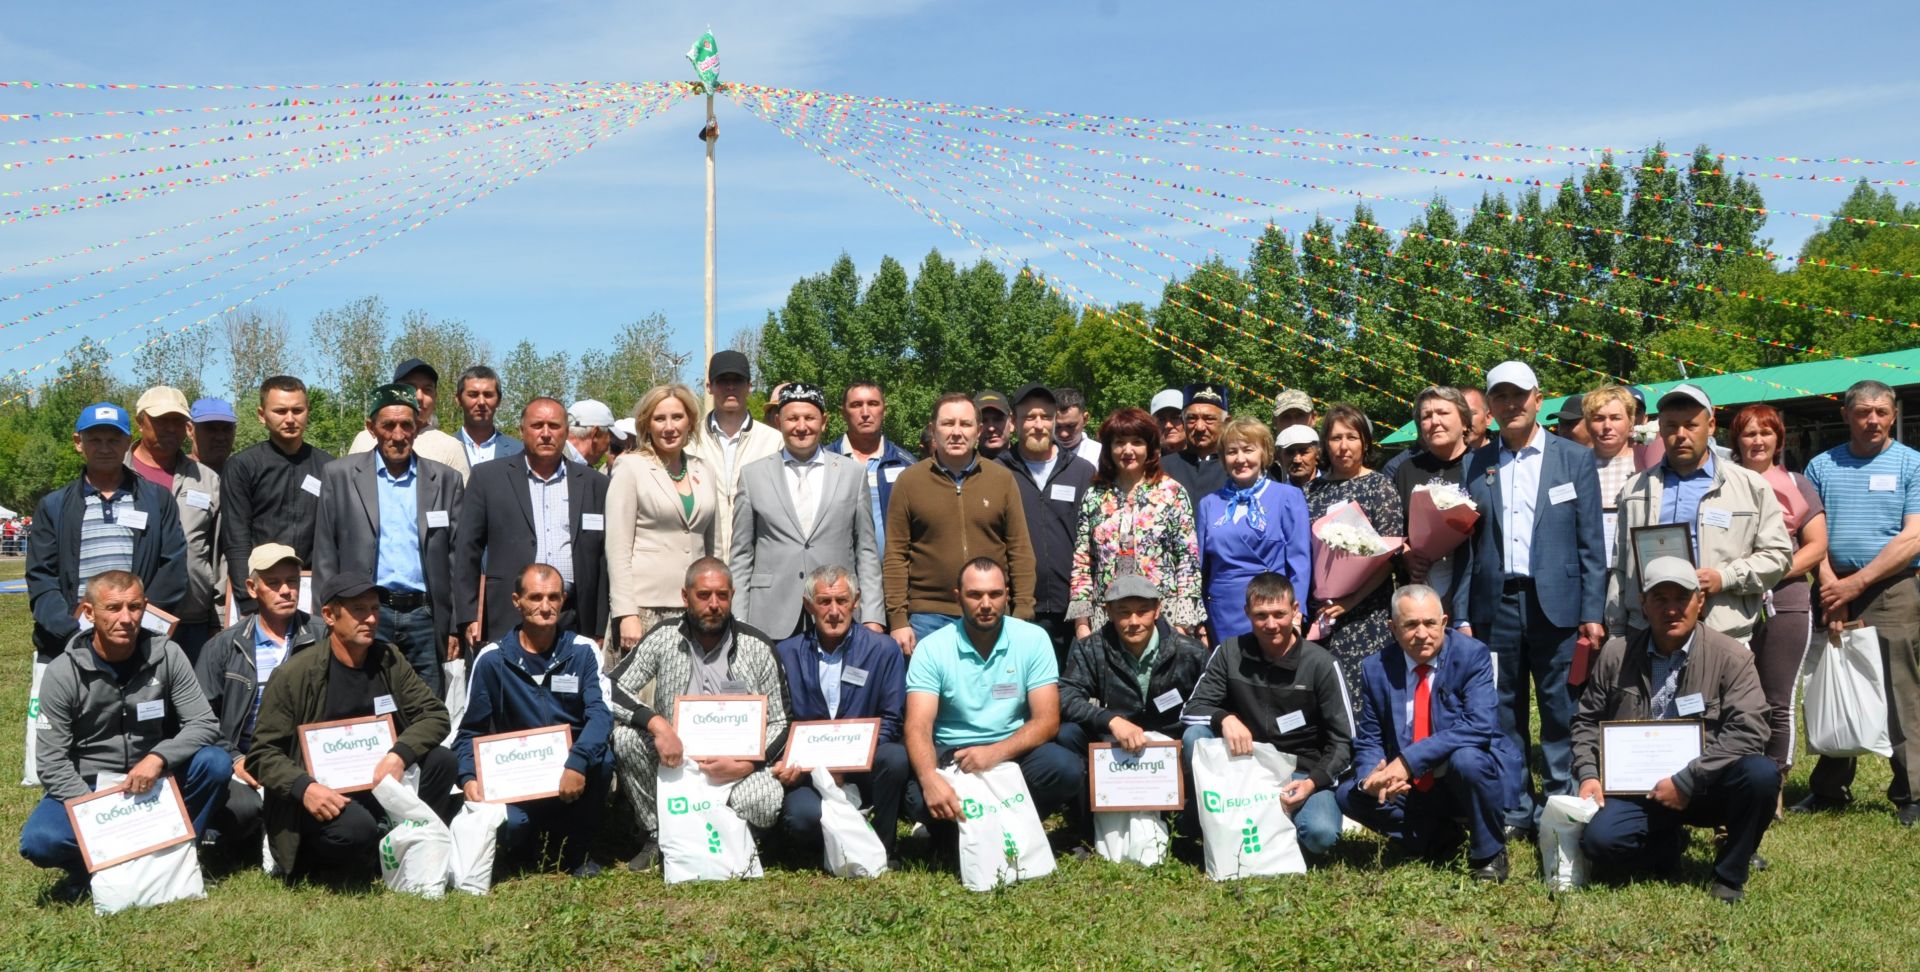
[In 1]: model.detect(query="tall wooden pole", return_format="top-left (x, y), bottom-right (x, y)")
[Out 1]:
top-left (703, 90), bottom-right (718, 395)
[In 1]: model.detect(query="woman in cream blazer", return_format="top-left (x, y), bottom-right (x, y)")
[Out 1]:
top-left (608, 384), bottom-right (717, 652)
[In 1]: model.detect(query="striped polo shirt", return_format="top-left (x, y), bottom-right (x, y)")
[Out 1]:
top-left (75, 485), bottom-right (136, 598)
top-left (1806, 439), bottom-right (1920, 572)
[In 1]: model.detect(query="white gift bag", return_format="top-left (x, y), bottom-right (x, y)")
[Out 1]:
top-left (440, 658), bottom-right (468, 749)
top-left (1092, 811), bottom-right (1170, 866)
top-left (446, 800), bottom-right (508, 894)
top-left (1190, 738), bottom-right (1305, 881)
top-left (87, 773), bottom-right (206, 914)
top-left (1537, 794), bottom-right (1601, 891)
top-left (1803, 626), bottom-right (1894, 758)
top-left (21, 658), bottom-right (47, 785)
top-left (813, 767), bottom-right (888, 879)
top-left (373, 776), bottom-right (453, 898)
top-left (656, 762), bottom-right (763, 884)
top-left (939, 762), bottom-right (1055, 892)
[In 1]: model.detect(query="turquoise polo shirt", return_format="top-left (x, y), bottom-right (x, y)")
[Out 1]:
top-left (906, 616), bottom-right (1059, 747)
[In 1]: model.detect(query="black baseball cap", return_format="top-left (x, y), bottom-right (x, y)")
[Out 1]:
top-left (392, 358), bottom-right (438, 384)
top-left (973, 389), bottom-right (1010, 415)
top-left (1010, 383), bottom-right (1057, 409)
top-left (317, 571), bottom-right (379, 606)
top-left (708, 350), bottom-right (751, 380)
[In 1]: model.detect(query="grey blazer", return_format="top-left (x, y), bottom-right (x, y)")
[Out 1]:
top-left (729, 449), bottom-right (882, 638)
top-left (311, 450), bottom-right (464, 650)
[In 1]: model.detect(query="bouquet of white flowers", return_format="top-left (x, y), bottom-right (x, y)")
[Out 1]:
top-left (1309, 502), bottom-right (1403, 602)
top-left (1408, 482), bottom-right (1481, 564)
top-left (1317, 521), bottom-right (1393, 556)
top-left (1631, 420), bottom-right (1665, 470)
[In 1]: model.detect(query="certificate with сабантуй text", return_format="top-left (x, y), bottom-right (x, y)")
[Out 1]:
top-left (784, 719), bottom-right (881, 771)
top-left (674, 694), bottom-right (768, 760)
top-left (1088, 741), bottom-right (1185, 812)
top-left (65, 776), bottom-right (196, 872)
top-left (474, 725), bottom-right (574, 803)
top-left (1601, 720), bottom-right (1704, 794)
top-left (299, 714), bottom-right (397, 793)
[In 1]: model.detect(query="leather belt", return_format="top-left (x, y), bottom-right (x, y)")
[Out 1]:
top-left (1502, 576), bottom-right (1534, 593)
top-left (379, 588), bottom-right (428, 611)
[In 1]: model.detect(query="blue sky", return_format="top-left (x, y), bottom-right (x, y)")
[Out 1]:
top-left (1, 1), bottom-right (1916, 395)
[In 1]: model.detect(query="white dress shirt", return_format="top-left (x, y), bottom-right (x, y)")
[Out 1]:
top-left (782, 448), bottom-right (827, 535)
top-left (1497, 425), bottom-right (1546, 578)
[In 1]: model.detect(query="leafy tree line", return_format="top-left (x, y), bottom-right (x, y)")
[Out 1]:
top-left (758, 144), bottom-right (1919, 439)
top-left (0, 299), bottom-right (683, 512)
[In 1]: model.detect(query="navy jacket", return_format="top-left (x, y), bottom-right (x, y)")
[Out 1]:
top-left (997, 449), bottom-right (1096, 614)
top-left (1351, 630), bottom-right (1507, 780)
top-left (1453, 429), bottom-right (1605, 633)
top-left (830, 436), bottom-right (917, 542)
top-left (27, 469), bottom-right (189, 657)
top-left (455, 628), bottom-right (612, 781)
top-left (773, 624), bottom-right (907, 744)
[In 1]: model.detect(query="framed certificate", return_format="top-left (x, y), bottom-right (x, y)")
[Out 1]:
top-left (473, 725), bottom-right (574, 803)
top-left (64, 776), bottom-right (196, 873)
top-left (783, 719), bottom-right (881, 772)
top-left (1631, 523), bottom-right (1695, 577)
top-left (1600, 720), bottom-right (1704, 794)
top-left (673, 694), bottom-right (768, 761)
top-left (299, 714), bottom-right (397, 794)
top-left (1087, 741), bottom-right (1185, 812)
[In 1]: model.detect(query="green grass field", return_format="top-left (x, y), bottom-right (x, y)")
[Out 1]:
top-left (0, 556), bottom-right (1914, 970)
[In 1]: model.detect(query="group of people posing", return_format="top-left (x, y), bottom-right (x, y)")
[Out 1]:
top-left (20, 347), bottom-right (1920, 907)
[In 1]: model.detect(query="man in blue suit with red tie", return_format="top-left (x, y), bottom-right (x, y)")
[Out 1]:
top-left (1453, 361), bottom-right (1607, 839)
top-left (1338, 584), bottom-right (1516, 881)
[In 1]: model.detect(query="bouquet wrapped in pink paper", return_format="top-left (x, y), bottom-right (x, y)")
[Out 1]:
top-left (1407, 482), bottom-right (1480, 562)
top-left (1309, 501), bottom-right (1403, 603)
top-left (1631, 421), bottom-right (1665, 471)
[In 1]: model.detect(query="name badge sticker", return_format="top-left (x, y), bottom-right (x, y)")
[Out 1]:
top-left (183, 490), bottom-right (212, 510)
top-left (884, 466), bottom-right (904, 483)
top-left (551, 674), bottom-right (580, 694)
top-left (1275, 710), bottom-right (1308, 733)
top-left (842, 666), bottom-right (870, 687)
top-left (581, 513), bottom-right (605, 531)
top-left (301, 475), bottom-right (323, 496)
top-left (426, 510), bottom-right (450, 529)
top-left (991, 682), bottom-right (1020, 700)
top-left (119, 509), bottom-right (149, 531)
top-left (1700, 508), bottom-right (1732, 530)
top-left (1050, 484), bottom-right (1078, 503)
top-left (135, 699), bottom-right (166, 721)
top-left (1675, 693), bottom-right (1706, 717)
top-left (372, 694), bottom-right (397, 716)
top-left (1152, 688), bottom-right (1183, 712)
top-left (1871, 474), bottom-right (1898, 492)
top-left (1549, 482), bottom-right (1578, 505)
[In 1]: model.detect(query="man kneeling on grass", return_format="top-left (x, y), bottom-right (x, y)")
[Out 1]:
top-left (20, 571), bottom-right (230, 901)
top-left (903, 558), bottom-right (1085, 861)
top-left (1572, 557), bottom-right (1777, 904)
top-left (246, 571), bottom-right (459, 879)
top-left (457, 563), bottom-right (614, 878)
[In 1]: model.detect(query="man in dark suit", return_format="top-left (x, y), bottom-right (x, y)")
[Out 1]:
top-left (732, 383), bottom-right (883, 640)
top-left (455, 397), bottom-right (609, 648)
top-left (1338, 584), bottom-right (1514, 882)
top-left (1453, 360), bottom-right (1606, 838)
top-left (312, 384), bottom-right (464, 694)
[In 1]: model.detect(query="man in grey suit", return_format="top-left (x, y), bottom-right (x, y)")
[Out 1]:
top-left (731, 383), bottom-right (883, 640)
top-left (313, 383), bottom-right (465, 694)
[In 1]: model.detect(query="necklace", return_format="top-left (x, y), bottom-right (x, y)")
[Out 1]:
top-left (665, 458), bottom-right (688, 482)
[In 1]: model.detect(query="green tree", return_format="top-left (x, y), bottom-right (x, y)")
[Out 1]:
top-left (572, 313), bottom-right (687, 419)
top-left (498, 340), bottom-right (572, 431)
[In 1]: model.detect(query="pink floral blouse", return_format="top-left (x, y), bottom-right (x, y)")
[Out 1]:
top-left (1067, 475), bottom-right (1204, 626)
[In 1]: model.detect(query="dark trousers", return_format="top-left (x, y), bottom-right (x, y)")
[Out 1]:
top-left (173, 620), bottom-right (214, 663)
top-left (292, 747), bottom-right (459, 874)
top-left (1487, 584), bottom-right (1577, 828)
top-left (1335, 747), bottom-right (1506, 863)
top-left (19, 745), bottom-right (233, 879)
top-left (209, 776), bottom-right (265, 846)
top-left (1031, 612), bottom-right (1074, 665)
top-left (780, 742), bottom-right (911, 857)
top-left (904, 740), bottom-right (1086, 849)
top-left (1751, 604), bottom-right (1812, 770)
top-left (498, 752), bottom-right (612, 870)
top-left (378, 601), bottom-right (442, 696)
top-left (1582, 753), bottom-right (1779, 889)
top-left (1809, 575), bottom-right (1920, 806)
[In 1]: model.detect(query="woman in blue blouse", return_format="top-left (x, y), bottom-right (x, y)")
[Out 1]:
top-left (1196, 416), bottom-right (1311, 643)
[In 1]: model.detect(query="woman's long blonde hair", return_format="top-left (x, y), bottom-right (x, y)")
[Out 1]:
top-left (632, 383), bottom-right (703, 459)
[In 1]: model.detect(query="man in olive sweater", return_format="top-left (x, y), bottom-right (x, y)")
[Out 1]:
top-left (883, 393), bottom-right (1038, 654)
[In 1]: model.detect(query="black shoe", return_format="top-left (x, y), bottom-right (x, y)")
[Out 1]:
top-left (1469, 851), bottom-right (1509, 883)
top-left (47, 874), bottom-right (89, 904)
top-left (1788, 792), bottom-right (1851, 814)
top-left (1710, 879), bottom-right (1745, 904)
top-left (626, 839), bottom-right (659, 873)
top-left (885, 856), bottom-right (903, 873)
top-left (1749, 853), bottom-right (1769, 873)
top-left (569, 857), bottom-right (605, 879)
top-left (1898, 804), bottom-right (1920, 827)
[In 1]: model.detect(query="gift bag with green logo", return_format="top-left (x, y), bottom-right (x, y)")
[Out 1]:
top-left (373, 773), bottom-right (452, 898)
top-left (812, 766), bottom-right (888, 878)
top-left (939, 762), bottom-right (1054, 892)
top-left (21, 657), bottom-right (47, 785)
top-left (1190, 738), bottom-right (1305, 880)
top-left (656, 761), bottom-right (763, 884)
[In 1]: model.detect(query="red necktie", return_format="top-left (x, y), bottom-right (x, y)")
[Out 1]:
top-left (1412, 663), bottom-right (1434, 792)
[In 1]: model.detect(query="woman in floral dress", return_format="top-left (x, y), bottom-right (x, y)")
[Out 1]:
top-left (1305, 403), bottom-right (1404, 700)
top-left (1068, 407), bottom-right (1204, 638)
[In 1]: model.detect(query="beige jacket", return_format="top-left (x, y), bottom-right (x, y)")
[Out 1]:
top-left (126, 454), bottom-right (222, 624)
top-left (685, 415), bottom-right (782, 556)
top-left (1606, 458), bottom-right (1792, 639)
top-left (606, 452), bottom-right (717, 615)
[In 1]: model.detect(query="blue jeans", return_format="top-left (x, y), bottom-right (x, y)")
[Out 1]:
top-left (1488, 585), bottom-right (1577, 828)
top-left (1336, 746), bottom-right (1506, 863)
top-left (378, 602), bottom-right (442, 696)
top-left (780, 742), bottom-right (911, 857)
top-left (20, 745), bottom-right (233, 879)
top-left (497, 752), bottom-right (613, 870)
top-left (910, 612), bottom-right (959, 642)
top-left (1180, 724), bottom-right (1341, 857)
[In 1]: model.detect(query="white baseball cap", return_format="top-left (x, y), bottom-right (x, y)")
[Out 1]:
top-left (1657, 383), bottom-right (1712, 413)
top-left (612, 417), bottom-right (638, 440)
top-left (1277, 425), bottom-right (1320, 450)
top-left (1485, 361), bottom-right (1539, 392)
top-left (1641, 556), bottom-right (1700, 593)
top-left (567, 399), bottom-right (616, 429)
top-left (1149, 389), bottom-right (1184, 416)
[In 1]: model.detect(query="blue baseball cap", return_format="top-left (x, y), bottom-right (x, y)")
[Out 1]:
top-left (190, 398), bottom-right (238, 424)
top-left (76, 402), bottom-right (130, 435)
